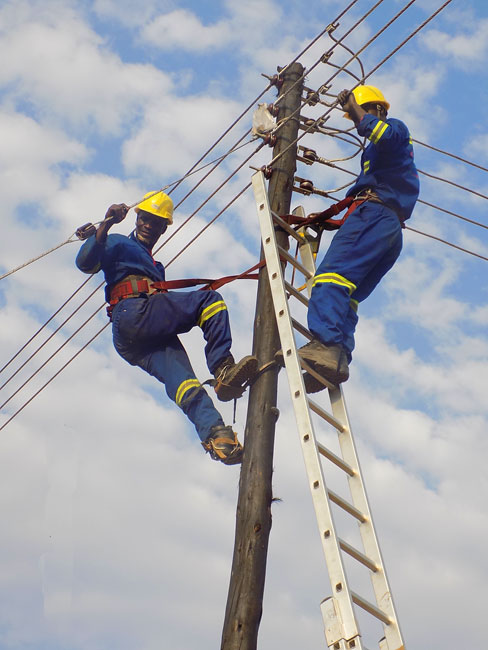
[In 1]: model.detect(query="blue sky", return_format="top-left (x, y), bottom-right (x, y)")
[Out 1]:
top-left (1, 1), bottom-right (488, 649)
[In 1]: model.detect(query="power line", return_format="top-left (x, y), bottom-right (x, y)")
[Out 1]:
top-left (405, 225), bottom-right (488, 262)
top-left (0, 322), bottom-right (110, 433)
top-left (418, 168), bottom-right (488, 201)
top-left (0, 0), bottom-right (457, 429)
top-left (413, 138), bottom-right (488, 174)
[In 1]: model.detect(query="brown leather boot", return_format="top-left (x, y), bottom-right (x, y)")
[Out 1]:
top-left (213, 355), bottom-right (258, 402)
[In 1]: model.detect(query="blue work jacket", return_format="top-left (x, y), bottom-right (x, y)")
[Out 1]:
top-left (346, 114), bottom-right (420, 221)
top-left (75, 231), bottom-right (165, 301)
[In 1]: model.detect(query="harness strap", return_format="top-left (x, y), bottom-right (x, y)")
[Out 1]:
top-left (106, 261), bottom-right (266, 320)
top-left (281, 189), bottom-right (404, 232)
top-left (281, 196), bottom-right (355, 230)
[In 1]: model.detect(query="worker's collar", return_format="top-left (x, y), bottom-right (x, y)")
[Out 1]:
top-left (129, 229), bottom-right (153, 252)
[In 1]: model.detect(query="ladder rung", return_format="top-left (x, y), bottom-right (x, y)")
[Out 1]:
top-left (338, 538), bottom-right (379, 572)
top-left (317, 442), bottom-right (355, 477)
top-left (327, 489), bottom-right (366, 523)
top-left (277, 244), bottom-right (312, 279)
top-left (285, 281), bottom-right (309, 307)
top-left (351, 591), bottom-right (392, 625)
top-left (308, 398), bottom-right (344, 432)
top-left (301, 360), bottom-right (335, 392)
top-left (291, 318), bottom-right (312, 339)
top-left (271, 211), bottom-right (304, 244)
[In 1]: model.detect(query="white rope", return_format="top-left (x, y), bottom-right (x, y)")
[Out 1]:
top-left (0, 234), bottom-right (79, 281)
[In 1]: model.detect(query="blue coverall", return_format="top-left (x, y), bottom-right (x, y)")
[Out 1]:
top-left (76, 231), bottom-right (232, 441)
top-left (308, 114), bottom-right (420, 361)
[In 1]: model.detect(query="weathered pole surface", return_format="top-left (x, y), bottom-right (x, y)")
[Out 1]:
top-left (221, 62), bottom-right (304, 650)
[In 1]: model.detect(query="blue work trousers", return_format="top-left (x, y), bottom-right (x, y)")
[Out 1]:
top-left (308, 202), bottom-right (403, 361)
top-left (111, 290), bottom-right (232, 441)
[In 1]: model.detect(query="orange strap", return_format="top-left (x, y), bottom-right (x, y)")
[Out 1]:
top-left (109, 261), bottom-right (265, 307)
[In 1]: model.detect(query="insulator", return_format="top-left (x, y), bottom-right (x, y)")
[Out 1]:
top-left (269, 74), bottom-right (283, 89)
top-left (299, 180), bottom-right (314, 193)
top-left (305, 90), bottom-right (320, 106)
top-left (267, 103), bottom-right (280, 117)
top-left (76, 223), bottom-right (97, 240)
top-left (264, 133), bottom-right (277, 147)
top-left (302, 149), bottom-right (318, 163)
top-left (319, 84), bottom-right (331, 95)
top-left (320, 51), bottom-right (332, 64)
top-left (261, 165), bottom-right (273, 179)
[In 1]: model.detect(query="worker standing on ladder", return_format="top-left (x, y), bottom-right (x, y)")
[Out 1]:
top-left (299, 85), bottom-right (419, 390)
top-left (75, 192), bottom-right (258, 464)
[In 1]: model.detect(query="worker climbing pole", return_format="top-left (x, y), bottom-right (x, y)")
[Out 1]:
top-left (220, 61), bottom-right (304, 650)
top-left (75, 191), bottom-right (259, 464)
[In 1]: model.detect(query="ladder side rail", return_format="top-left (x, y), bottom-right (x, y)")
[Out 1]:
top-left (297, 219), bottom-right (405, 650)
top-left (252, 171), bottom-right (363, 647)
top-left (329, 390), bottom-right (405, 650)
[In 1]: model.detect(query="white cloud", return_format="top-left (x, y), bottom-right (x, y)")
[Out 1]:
top-left (1, 1), bottom-right (488, 649)
top-left (0, 110), bottom-right (87, 206)
top-left (121, 93), bottom-right (244, 181)
top-left (423, 18), bottom-right (488, 65)
top-left (0, 0), bottom-right (174, 135)
top-left (141, 8), bottom-right (232, 52)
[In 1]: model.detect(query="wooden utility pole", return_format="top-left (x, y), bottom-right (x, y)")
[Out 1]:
top-left (221, 62), bottom-right (304, 650)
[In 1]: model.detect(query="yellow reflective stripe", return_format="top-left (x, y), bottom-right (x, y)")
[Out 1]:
top-left (409, 136), bottom-right (413, 145)
top-left (363, 160), bottom-right (370, 173)
top-left (175, 379), bottom-right (201, 406)
top-left (350, 298), bottom-right (359, 312)
top-left (369, 120), bottom-right (389, 144)
top-left (198, 300), bottom-right (227, 327)
top-left (312, 273), bottom-right (356, 295)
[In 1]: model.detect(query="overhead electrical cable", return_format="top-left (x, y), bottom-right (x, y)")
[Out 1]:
top-left (405, 226), bottom-right (488, 262)
top-left (270, 0), bottom-right (453, 169)
top-left (0, 276), bottom-right (92, 375)
top-left (417, 169), bottom-right (488, 201)
top-left (0, 323), bottom-right (109, 433)
top-left (413, 139), bottom-right (488, 174)
top-left (0, 0), bottom-right (455, 430)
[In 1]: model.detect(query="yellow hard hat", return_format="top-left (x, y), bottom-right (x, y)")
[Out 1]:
top-left (344, 85), bottom-right (390, 119)
top-left (135, 191), bottom-right (173, 224)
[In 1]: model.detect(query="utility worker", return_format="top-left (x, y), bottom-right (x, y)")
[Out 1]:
top-left (298, 85), bottom-right (420, 391)
top-left (75, 191), bottom-right (258, 464)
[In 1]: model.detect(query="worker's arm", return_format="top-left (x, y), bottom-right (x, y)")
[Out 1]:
top-left (338, 90), bottom-right (367, 126)
top-left (95, 204), bottom-right (129, 244)
top-left (76, 203), bottom-right (129, 274)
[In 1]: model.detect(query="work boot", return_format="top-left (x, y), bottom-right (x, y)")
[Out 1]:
top-left (202, 425), bottom-right (243, 465)
top-left (303, 350), bottom-right (349, 393)
top-left (213, 354), bottom-right (258, 402)
top-left (298, 339), bottom-right (349, 386)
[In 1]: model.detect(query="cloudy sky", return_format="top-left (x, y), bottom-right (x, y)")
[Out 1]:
top-left (1, 0), bottom-right (487, 649)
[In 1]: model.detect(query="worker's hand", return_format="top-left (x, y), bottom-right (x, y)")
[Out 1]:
top-left (104, 203), bottom-right (129, 223)
top-left (337, 89), bottom-right (357, 114)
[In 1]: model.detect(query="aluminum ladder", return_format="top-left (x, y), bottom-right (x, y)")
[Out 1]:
top-left (252, 170), bottom-right (405, 650)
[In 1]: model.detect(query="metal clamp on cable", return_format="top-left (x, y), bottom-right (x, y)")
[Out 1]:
top-left (76, 223), bottom-right (97, 240)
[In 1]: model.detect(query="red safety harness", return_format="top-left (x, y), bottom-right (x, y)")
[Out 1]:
top-left (281, 190), bottom-right (391, 231)
top-left (106, 260), bottom-right (264, 320)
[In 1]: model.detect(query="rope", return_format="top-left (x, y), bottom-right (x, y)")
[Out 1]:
top-left (0, 234), bottom-right (78, 282)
